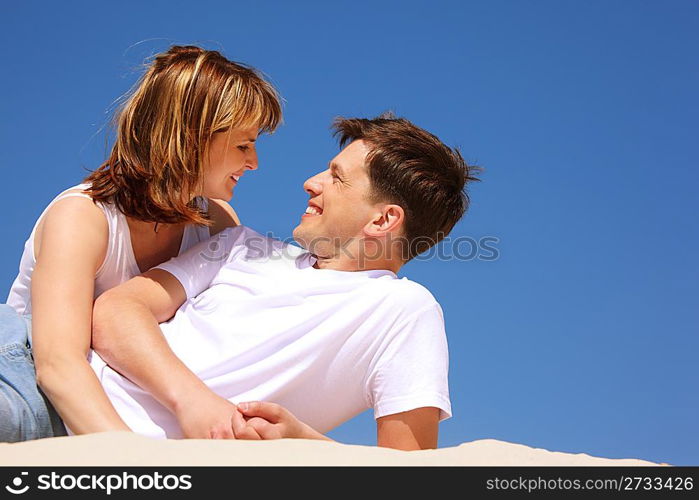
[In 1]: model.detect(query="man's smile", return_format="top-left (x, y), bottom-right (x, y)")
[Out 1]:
top-left (302, 201), bottom-right (323, 218)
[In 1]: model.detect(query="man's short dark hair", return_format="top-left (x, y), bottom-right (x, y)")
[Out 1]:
top-left (332, 112), bottom-right (481, 260)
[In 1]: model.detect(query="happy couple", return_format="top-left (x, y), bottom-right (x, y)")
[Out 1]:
top-left (0, 45), bottom-right (479, 450)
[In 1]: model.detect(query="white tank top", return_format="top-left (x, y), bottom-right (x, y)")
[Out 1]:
top-left (6, 183), bottom-right (212, 315)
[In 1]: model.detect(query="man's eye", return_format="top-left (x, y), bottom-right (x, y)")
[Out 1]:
top-left (237, 145), bottom-right (249, 151)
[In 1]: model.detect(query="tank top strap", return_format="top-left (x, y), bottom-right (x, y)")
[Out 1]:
top-left (50, 184), bottom-right (124, 279)
top-left (94, 199), bottom-right (131, 278)
top-left (53, 182), bottom-right (93, 200)
top-left (196, 195), bottom-right (210, 212)
top-left (53, 191), bottom-right (92, 201)
top-left (180, 196), bottom-right (213, 252)
top-left (196, 196), bottom-right (212, 237)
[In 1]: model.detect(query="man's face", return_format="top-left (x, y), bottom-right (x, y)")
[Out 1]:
top-left (293, 140), bottom-right (379, 258)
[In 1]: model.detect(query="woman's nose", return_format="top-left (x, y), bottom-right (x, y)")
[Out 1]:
top-left (246, 149), bottom-right (258, 171)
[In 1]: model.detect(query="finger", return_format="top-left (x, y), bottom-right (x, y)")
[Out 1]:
top-left (247, 417), bottom-right (282, 439)
top-left (235, 425), bottom-right (262, 440)
top-left (230, 408), bottom-right (248, 437)
top-left (231, 408), bottom-right (261, 440)
top-left (237, 401), bottom-right (283, 422)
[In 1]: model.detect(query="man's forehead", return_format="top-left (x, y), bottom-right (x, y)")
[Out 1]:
top-left (330, 139), bottom-right (370, 174)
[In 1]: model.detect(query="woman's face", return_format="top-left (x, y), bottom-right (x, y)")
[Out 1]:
top-left (202, 126), bottom-right (259, 200)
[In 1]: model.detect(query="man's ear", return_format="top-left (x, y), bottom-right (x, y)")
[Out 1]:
top-left (363, 204), bottom-right (405, 237)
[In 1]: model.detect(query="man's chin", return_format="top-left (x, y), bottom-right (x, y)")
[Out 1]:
top-left (293, 226), bottom-right (326, 255)
top-left (292, 226), bottom-right (308, 249)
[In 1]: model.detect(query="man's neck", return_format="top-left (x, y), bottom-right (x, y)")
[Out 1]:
top-left (311, 254), bottom-right (402, 274)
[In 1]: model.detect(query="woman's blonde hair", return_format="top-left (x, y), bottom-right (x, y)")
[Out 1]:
top-left (84, 45), bottom-right (282, 225)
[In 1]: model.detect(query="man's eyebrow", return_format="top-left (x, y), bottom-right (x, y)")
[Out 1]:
top-left (329, 162), bottom-right (346, 177)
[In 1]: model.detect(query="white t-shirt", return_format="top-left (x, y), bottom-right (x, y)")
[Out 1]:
top-left (88, 225), bottom-right (451, 439)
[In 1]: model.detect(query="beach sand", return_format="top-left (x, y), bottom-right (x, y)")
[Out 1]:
top-left (0, 432), bottom-right (666, 466)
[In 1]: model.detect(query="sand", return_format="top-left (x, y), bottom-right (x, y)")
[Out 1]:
top-left (0, 432), bottom-right (666, 466)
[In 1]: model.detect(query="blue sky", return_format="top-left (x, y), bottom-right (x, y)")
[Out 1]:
top-left (1, 1), bottom-right (697, 465)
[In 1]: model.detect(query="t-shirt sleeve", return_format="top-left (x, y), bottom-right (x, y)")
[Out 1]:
top-left (153, 226), bottom-right (248, 299)
top-left (365, 302), bottom-right (452, 423)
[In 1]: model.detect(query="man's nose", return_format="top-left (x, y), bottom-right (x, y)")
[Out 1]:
top-left (303, 174), bottom-right (322, 196)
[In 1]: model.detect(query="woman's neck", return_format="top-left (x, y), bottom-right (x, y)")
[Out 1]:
top-left (126, 217), bottom-right (185, 236)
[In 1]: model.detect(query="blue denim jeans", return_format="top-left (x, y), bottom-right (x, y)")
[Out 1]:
top-left (0, 304), bottom-right (66, 442)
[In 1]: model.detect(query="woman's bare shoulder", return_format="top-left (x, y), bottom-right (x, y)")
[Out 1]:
top-left (34, 193), bottom-right (108, 263)
top-left (206, 198), bottom-right (241, 236)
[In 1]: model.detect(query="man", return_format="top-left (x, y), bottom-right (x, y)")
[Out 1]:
top-left (89, 114), bottom-right (479, 450)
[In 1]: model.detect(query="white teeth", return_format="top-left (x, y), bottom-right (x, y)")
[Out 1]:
top-left (305, 206), bottom-right (321, 215)
top-left (232, 175), bottom-right (240, 181)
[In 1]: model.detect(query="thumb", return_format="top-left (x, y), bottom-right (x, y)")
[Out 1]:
top-left (237, 401), bottom-right (283, 423)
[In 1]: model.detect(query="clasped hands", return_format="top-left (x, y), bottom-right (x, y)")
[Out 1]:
top-left (174, 392), bottom-right (314, 440)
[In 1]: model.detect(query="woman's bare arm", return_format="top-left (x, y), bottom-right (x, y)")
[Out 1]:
top-left (31, 196), bottom-right (130, 434)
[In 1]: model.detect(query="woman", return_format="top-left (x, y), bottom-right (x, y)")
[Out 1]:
top-left (0, 45), bottom-right (282, 442)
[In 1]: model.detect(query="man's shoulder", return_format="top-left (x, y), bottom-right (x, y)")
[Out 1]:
top-left (217, 224), bottom-right (260, 240)
top-left (218, 225), bottom-right (307, 260)
top-left (368, 277), bottom-right (446, 345)
top-left (380, 276), bottom-right (443, 317)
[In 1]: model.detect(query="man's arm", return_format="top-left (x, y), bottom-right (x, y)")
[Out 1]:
top-left (91, 269), bottom-right (242, 438)
top-left (91, 269), bottom-right (194, 411)
top-left (236, 402), bottom-right (440, 450)
top-left (376, 407), bottom-right (440, 450)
